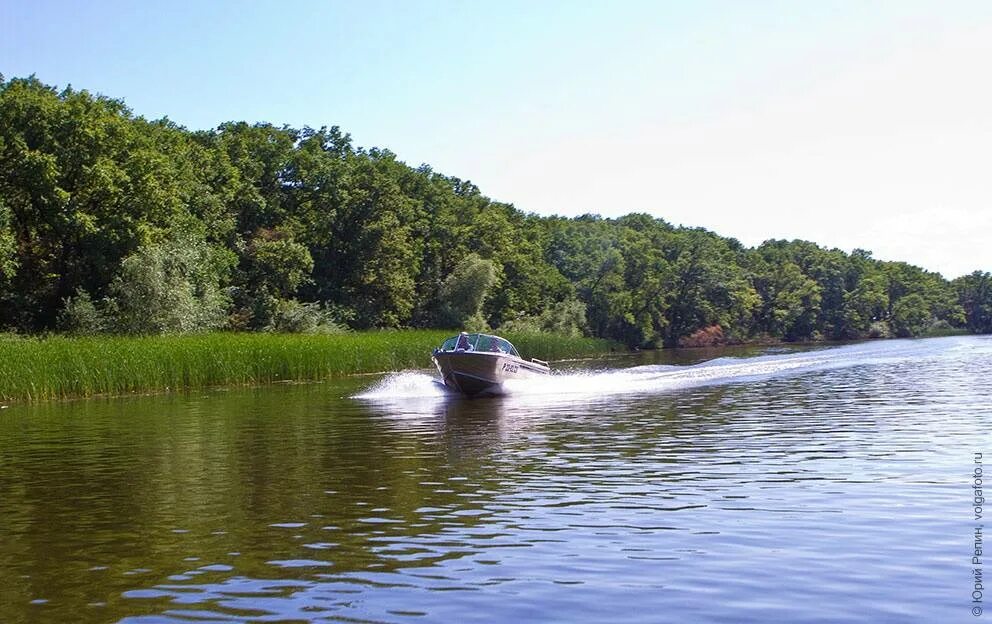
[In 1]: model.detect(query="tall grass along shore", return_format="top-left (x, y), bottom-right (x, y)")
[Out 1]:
top-left (0, 331), bottom-right (618, 403)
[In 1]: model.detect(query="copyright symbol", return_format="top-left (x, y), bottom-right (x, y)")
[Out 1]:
top-left (974, 606), bottom-right (983, 616)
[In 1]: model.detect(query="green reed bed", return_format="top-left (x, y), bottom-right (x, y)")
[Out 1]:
top-left (500, 331), bottom-right (620, 362)
top-left (0, 331), bottom-right (618, 402)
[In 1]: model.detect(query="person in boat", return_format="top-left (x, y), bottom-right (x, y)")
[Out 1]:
top-left (455, 332), bottom-right (472, 351)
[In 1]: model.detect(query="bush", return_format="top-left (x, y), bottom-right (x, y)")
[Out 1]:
top-left (500, 298), bottom-right (587, 337)
top-left (249, 237), bottom-right (314, 297)
top-left (109, 234), bottom-right (233, 334)
top-left (921, 319), bottom-right (968, 337)
top-left (539, 298), bottom-right (587, 337)
top-left (0, 201), bottom-right (17, 283)
top-left (929, 319), bottom-right (952, 332)
top-left (499, 315), bottom-right (541, 334)
top-left (437, 254), bottom-right (497, 328)
top-left (462, 310), bottom-right (491, 333)
top-left (867, 321), bottom-right (891, 338)
top-left (264, 299), bottom-right (348, 334)
top-left (57, 289), bottom-right (106, 335)
top-left (891, 294), bottom-right (932, 337)
top-left (678, 325), bottom-right (725, 348)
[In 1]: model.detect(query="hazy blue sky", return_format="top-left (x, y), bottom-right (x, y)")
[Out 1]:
top-left (3, 0), bottom-right (990, 277)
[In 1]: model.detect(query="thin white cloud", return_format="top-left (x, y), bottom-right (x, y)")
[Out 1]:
top-left (470, 17), bottom-right (992, 278)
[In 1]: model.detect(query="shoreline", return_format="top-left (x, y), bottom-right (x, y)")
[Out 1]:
top-left (0, 330), bottom-right (619, 404)
top-left (0, 329), bottom-right (975, 405)
top-left (672, 327), bottom-right (971, 350)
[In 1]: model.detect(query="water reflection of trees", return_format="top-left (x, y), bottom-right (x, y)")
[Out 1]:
top-left (0, 384), bottom-right (531, 620)
top-left (0, 365), bottom-right (901, 622)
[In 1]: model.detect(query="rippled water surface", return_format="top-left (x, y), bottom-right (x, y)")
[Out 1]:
top-left (1, 336), bottom-right (990, 623)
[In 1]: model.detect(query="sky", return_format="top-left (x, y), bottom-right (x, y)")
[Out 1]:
top-left (3, 0), bottom-right (990, 278)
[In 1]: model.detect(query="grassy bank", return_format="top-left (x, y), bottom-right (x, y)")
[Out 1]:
top-left (0, 331), bottom-right (619, 402)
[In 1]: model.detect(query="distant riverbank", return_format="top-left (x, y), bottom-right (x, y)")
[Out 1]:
top-left (678, 325), bottom-right (970, 349)
top-left (0, 331), bottom-right (619, 403)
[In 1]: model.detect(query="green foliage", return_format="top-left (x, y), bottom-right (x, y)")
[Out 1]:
top-left (536, 297), bottom-right (588, 337)
top-left (306, 153), bottom-right (420, 329)
top-left (249, 237), bottom-right (314, 297)
top-left (108, 234), bottom-right (233, 334)
top-left (756, 259), bottom-right (822, 341)
top-left (660, 229), bottom-right (758, 346)
top-left (0, 74), bottom-right (984, 348)
top-left (921, 319), bottom-right (968, 337)
top-left (890, 293), bottom-right (932, 337)
top-left (501, 297), bottom-right (588, 337)
top-left (0, 77), bottom-right (233, 330)
top-left (953, 271), bottom-right (992, 334)
top-left (867, 321), bottom-right (892, 339)
top-left (500, 331), bottom-right (622, 362)
top-left (264, 298), bottom-right (348, 334)
top-left (0, 331), bottom-right (618, 402)
top-left (0, 200), bottom-right (16, 283)
top-left (57, 288), bottom-right (106, 335)
top-left (843, 275), bottom-right (889, 337)
top-left (462, 311), bottom-right (491, 333)
top-left (436, 253), bottom-right (497, 328)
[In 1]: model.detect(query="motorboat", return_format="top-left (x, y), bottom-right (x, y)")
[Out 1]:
top-left (432, 332), bottom-right (550, 397)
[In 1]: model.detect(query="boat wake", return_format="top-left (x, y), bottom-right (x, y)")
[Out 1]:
top-left (354, 371), bottom-right (451, 400)
top-left (353, 337), bottom-right (969, 405)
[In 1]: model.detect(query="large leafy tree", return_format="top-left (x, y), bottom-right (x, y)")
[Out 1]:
top-left (0, 74), bottom-right (984, 342)
top-left (843, 274), bottom-right (889, 336)
top-left (890, 293), bottom-right (932, 337)
top-left (0, 77), bottom-right (227, 330)
top-left (660, 229), bottom-right (758, 346)
top-left (308, 152), bottom-right (420, 328)
top-left (0, 200), bottom-right (17, 289)
top-left (107, 233), bottom-right (234, 334)
top-left (752, 255), bottom-right (822, 340)
top-left (436, 253), bottom-right (498, 328)
top-left (953, 271), bottom-right (992, 334)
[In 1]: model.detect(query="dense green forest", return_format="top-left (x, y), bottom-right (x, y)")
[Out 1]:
top-left (1, 75), bottom-right (990, 347)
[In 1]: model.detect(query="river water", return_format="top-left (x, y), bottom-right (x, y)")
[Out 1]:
top-left (1, 336), bottom-right (990, 623)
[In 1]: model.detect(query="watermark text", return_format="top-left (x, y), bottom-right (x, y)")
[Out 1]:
top-left (974, 452), bottom-right (984, 616)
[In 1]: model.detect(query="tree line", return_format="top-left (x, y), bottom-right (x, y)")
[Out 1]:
top-left (1, 75), bottom-right (990, 346)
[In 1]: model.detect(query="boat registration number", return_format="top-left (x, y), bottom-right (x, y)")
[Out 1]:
top-left (501, 362), bottom-right (519, 374)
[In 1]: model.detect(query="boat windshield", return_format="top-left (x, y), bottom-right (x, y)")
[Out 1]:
top-left (438, 333), bottom-right (519, 357)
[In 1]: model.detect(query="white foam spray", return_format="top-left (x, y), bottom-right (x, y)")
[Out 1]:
top-left (353, 337), bottom-right (965, 405)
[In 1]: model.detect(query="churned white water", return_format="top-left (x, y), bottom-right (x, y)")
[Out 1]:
top-left (354, 338), bottom-right (957, 404)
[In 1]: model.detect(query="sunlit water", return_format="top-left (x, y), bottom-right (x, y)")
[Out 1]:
top-left (1, 336), bottom-right (990, 623)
